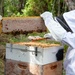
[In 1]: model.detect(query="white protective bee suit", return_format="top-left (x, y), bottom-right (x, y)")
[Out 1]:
top-left (40, 10), bottom-right (75, 75)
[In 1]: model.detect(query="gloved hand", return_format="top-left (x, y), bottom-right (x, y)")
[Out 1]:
top-left (0, 15), bottom-right (2, 21)
top-left (40, 11), bottom-right (53, 21)
top-left (44, 33), bottom-right (54, 40)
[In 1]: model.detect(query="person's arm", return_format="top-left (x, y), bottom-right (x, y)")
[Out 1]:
top-left (40, 11), bottom-right (67, 41)
top-left (62, 32), bottom-right (75, 49)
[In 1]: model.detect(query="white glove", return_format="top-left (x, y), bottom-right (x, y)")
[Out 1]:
top-left (0, 15), bottom-right (2, 21)
top-left (44, 33), bottom-right (54, 40)
top-left (40, 11), bottom-right (53, 21)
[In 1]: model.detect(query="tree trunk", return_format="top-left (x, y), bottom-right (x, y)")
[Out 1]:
top-left (64, 0), bottom-right (75, 10)
top-left (18, 0), bottom-right (26, 13)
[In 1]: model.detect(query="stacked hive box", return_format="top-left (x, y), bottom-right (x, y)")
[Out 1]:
top-left (5, 42), bottom-right (63, 75)
top-left (2, 17), bottom-right (46, 33)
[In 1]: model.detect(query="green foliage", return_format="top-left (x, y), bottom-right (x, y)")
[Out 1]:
top-left (4, 0), bottom-right (19, 16)
top-left (21, 0), bottom-right (47, 16)
top-left (16, 0), bottom-right (67, 16)
top-left (3, 0), bottom-right (68, 17)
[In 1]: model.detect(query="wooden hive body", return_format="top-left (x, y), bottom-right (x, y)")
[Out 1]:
top-left (2, 17), bottom-right (46, 33)
top-left (5, 42), bottom-right (63, 75)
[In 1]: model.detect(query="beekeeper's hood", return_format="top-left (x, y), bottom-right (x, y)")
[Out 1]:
top-left (63, 10), bottom-right (75, 32)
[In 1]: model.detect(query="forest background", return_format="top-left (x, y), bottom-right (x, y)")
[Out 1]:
top-left (0, 0), bottom-right (75, 17)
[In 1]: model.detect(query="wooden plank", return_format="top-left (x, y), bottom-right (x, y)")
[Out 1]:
top-left (2, 17), bottom-right (47, 33)
top-left (43, 61), bottom-right (62, 75)
top-left (5, 59), bottom-right (41, 75)
top-left (5, 59), bottom-right (62, 75)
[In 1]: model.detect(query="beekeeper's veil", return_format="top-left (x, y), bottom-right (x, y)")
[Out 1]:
top-left (63, 10), bottom-right (75, 32)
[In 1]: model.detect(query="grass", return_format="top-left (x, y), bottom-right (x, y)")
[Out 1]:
top-left (7, 32), bottom-right (46, 43)
top-left (0, 59), bottom-right (4, 75)
top-left (1, 32), bottom-right (60, 44)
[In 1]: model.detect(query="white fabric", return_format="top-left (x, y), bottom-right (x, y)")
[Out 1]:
top-left (40, 11), bottom-right (66, 41)
top-left (44, 33), bottom-right (54, 40)
top-left (40, 11), bottom-right (53, 21)
top-left (61, 32), bottom-right (75, 74)
top-left (44, 33), bottom-right (52, 38)
top-left (40, 10), bottom-right (75, 75)
top-left (62, 32), bottom-right (75, 48)
top-left (63, 10), bottom-right (75, 32)
top-left (64, 48), bottom-right (75, 75)
top-left (63, 10), bottom-right (75, 75)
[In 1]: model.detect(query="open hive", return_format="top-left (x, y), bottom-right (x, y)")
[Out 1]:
top-left (5, 41), bottom-right (63, 75)
top-left (14, 42), bottom-right (60, 48)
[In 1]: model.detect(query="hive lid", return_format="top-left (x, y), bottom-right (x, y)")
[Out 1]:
top-left (14, 42), bottom-right (60, 48)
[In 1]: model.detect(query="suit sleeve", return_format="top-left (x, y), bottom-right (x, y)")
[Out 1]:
top-left (62, 32), bottom-right (75, 49)
top-left (43, 17), bottom-right (67, 41)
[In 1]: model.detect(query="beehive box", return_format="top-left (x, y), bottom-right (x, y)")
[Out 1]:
top-left (5, 42), bottom-right (63, 75)
top-left (2, 17), bottom-right (46, 33)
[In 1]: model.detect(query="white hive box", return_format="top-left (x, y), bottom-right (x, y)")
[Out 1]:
top-left (5, 42), bottom-right (63, 75)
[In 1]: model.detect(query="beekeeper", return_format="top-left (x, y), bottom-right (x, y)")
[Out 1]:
top-left (40, 10), bottom-right (75, 75)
